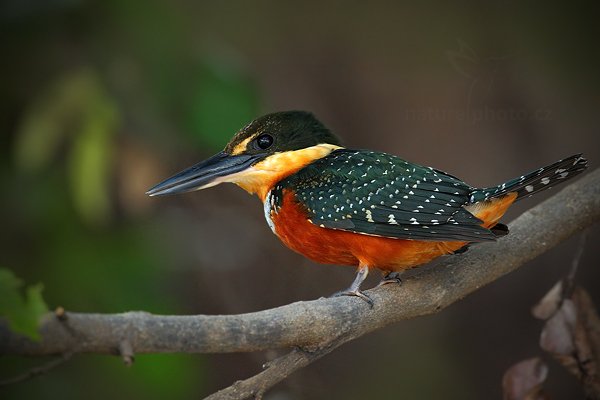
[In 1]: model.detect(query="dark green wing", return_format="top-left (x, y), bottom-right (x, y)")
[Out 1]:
top-left (273, 149), bottom-right (496, 242)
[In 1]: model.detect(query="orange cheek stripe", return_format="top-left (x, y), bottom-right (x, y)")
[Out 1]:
top-left (230, 135), bottom-right (256, 155)
top-left (232, 144), bottom-right (342, 200)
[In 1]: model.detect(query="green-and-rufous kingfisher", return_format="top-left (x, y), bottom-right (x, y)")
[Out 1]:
top-left (147, 111), bottom-right (587, 305)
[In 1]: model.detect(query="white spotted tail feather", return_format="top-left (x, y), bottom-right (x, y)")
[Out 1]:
top-left (469, 154), bottom-right (588, 203)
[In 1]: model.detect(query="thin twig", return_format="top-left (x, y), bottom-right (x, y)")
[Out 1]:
top-left (118, 340), bottom-right (135, 366)
top-left (0, 353), bottom-right (72, 386)
top-left (205, 345), bottom-right (339, 400)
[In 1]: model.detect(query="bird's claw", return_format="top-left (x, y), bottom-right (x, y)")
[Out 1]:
top-left (376, 271), bottom-right (403, 288)
top-left (331, 290), bottom-right (374, 308)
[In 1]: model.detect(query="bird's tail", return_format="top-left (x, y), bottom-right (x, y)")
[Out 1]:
top-left (470, 154), bottom-right (587, 203)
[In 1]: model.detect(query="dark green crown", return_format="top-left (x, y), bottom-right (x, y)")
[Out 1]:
top-left (224, 111), bottom-right (342, 155)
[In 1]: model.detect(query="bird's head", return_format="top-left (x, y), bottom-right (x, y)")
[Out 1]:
top-left (146, 111), bottom-right (342, 200)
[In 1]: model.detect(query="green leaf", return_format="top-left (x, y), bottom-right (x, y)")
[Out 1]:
top-left (0, 268), bottom-right (49, 341)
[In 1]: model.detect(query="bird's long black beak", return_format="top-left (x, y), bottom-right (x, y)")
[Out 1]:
top-left (146, 151), bottom-right (264, 197)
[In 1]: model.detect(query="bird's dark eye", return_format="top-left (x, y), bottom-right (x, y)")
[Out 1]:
top-left (256, 134), bottom-right (274, 150)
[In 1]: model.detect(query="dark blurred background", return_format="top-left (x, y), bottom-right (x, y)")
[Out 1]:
top-left (1, 1), bottom-right (599, 399)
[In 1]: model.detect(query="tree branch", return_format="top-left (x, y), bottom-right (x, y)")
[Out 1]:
top-left (2, 168), bottom-right (599, 399)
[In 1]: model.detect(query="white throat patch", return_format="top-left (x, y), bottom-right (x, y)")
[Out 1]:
top-left (263, 190), bottom-right (276, 234)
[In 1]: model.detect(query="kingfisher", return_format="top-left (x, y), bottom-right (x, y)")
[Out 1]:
top-left (147, 111), bottom-right (587, 305)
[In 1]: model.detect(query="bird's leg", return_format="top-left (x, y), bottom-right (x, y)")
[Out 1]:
top-left (376, 271), bottom-right (403, 287)
top-left (332, 265), bottom-right (373, 307)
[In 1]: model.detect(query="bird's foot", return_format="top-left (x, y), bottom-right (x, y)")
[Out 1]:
top-left (376, 271), bottom-right (403, 287)
top-left (331, 289), bottom-right (374, 308)
top-left (331, 265), bottom-right (373, 308)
